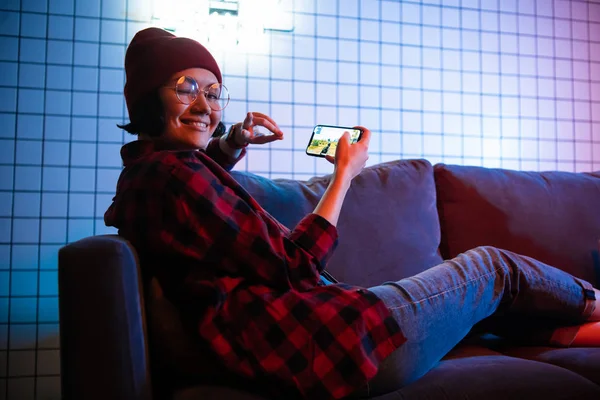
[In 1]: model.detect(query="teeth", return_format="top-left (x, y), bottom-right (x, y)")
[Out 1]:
top-left (185, 121), bottom-right (207, 128)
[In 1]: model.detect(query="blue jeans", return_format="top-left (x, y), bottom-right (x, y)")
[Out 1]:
top-left (361, 246), bottom-right (596, 396)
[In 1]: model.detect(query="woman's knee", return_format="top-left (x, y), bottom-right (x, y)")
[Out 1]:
top-left (468, 245), bottom-right (502, 257)
top-left (461, 245), bottom-right (503, 264)
top-left (459, 246), bottom-right (514, 276)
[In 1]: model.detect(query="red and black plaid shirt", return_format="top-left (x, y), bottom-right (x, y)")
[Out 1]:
top-left (104, 139), bottom-right (405, 399)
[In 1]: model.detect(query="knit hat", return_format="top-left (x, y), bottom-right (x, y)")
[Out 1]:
top-left (123, 27), bottom-right (222, 118)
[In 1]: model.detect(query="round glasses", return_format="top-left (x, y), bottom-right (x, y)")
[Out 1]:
top-left (166, 76), bottom-right (230, 111)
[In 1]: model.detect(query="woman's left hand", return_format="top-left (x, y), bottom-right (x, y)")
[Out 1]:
top-left (226, 112), bottom-right (284, 148)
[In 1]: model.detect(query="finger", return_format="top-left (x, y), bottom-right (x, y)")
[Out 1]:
top-left (251, 112), bottom-right (281, 131)
top-left (240, 128), bottom-right (253, 143)
top-left (353, 126), bottom-right (371, 146)
top-left (334, 131), bottom-right (350, 155)
top-left (251, 116), bottom-right (284, 138)
top-left (339, 131), bottom-right (351, 145)
top-left (250, 113), bottom-right (284, 136)
top-left (250, 134), bottom-right (283, 145)
top-left (324, 155), bottom-right (335, 164)
top-left (242, 112), bottom-right (254, 130)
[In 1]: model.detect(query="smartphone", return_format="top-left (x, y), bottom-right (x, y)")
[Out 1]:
top-left (306, 125), bottom-right (363, 158)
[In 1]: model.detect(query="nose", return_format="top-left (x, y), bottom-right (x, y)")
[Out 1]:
top-left (190, 92), bottom-right (211, 114)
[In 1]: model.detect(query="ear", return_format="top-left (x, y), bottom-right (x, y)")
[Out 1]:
top-left (212, 121), bottom-right (226, 138)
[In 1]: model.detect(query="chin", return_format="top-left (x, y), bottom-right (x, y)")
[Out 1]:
top-left (196, 135), bottom-right (211, 149)
top-left (184, 132), bottom-right (211, 150)
top-left (197, 140), bottom-right (209, 150)
top-left (179, 139), bottom-right (206, 150)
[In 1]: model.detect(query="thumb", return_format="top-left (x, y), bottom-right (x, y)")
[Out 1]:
top-left (334, 131), bottom-right (350, 158)
top-left (242, 112), bottom-right (253, 130)
top-left (339, 131), bottom-right (350, 146)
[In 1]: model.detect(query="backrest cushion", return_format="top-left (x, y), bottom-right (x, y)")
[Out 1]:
top-left (58, 235), bottom-right (153, 400)
top-left (232, 159), bottom-right (443, 288)
top-left (434, 164), bottom-right (600, 287)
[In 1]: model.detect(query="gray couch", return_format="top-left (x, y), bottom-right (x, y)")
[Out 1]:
top-left (58, 159), bottom-right (600, 399)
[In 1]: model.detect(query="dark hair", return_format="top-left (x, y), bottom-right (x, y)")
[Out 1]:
top-left (212, 121), bottom-right (226, 138)
top-left (117, 90), bottom-right (227, 139)
top-left (118, 90), bottom-right (165, 137)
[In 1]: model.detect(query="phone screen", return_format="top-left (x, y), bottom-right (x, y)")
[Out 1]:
top-left (306, 125), bottom-right (363, 157)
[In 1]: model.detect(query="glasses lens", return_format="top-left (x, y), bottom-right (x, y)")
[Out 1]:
top-left (205, 83), bottom-right (230, 110)
top-left (175, 76), bottom-right (199, 104)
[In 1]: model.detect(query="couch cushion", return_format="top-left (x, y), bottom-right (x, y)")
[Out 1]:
top-left (58, 235), bottom-right (153, 400)
top-left (375, 354), bottom-right (600, 399)
top-left (232, 159), bottom-right (444, 288)
top-left (172, 354), bottom-right (600, 400)
top-left (434, 164), bottom-right (600, 287)
top-left (501, 346), bottom-right (600, 386)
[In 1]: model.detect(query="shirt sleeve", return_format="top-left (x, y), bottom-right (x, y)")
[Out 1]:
top-left (204, 137), bottom-right (246, 171)
top-left (288, 213), bottom-right (338, 270)
top-left (141, 156), bottom-right (338, 291)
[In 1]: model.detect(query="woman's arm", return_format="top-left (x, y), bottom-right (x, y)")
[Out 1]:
top-left (312, 177), bottom-right (351, 227)
top-left (313, 127), bottom-right (371, 227)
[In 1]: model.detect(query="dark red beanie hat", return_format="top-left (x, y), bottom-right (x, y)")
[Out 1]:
top-left (123, 27), bottom-right (222, 118)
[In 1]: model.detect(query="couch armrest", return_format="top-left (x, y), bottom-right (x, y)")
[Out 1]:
top-left (58, 235), bottom-right (152, 400)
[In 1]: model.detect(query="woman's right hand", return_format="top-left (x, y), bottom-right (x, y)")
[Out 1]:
top-left (226, 112), bottom-right (284, 148)
top-left (325, 126), bottom-right (371, 184)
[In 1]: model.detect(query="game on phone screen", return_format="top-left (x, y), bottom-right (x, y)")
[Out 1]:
top-left (306, 125), bottom-right (362, 157)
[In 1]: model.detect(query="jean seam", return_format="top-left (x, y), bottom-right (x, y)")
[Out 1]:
top-left (386, 265), bottom-right (504, 311)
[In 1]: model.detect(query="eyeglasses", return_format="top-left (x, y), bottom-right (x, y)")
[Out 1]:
top-left (164, 76), bottom-right (230, 111)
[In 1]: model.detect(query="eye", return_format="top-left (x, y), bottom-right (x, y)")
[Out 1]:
top-left (177, 76), bottom-right (199, 93)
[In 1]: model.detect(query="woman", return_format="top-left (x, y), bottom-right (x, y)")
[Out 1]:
top-left (105, 27), bottom-right (600, 399)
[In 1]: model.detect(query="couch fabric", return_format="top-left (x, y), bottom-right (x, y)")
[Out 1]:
top-left (434, 164), bottom-right (600, 287)
top-left (232, 159), bottom-right (444, 288)
top-left (58, 235), bottom-right (153, 400)
top-left (58, 159), bottom-right (600, 400)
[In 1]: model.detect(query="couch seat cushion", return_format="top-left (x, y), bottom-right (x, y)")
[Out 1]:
top-left (501, 346), bottom-right (600, 385)
top-left (172, 353), bottom-right (600, 399)
top-left (232, 159), bottom-right (443, 287)
top-left (434, 164), bottom-right (600, 286)
top-left (375, 354), bottom-right (600, 400)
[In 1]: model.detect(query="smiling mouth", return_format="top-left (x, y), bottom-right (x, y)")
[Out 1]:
top-left (182, 120), bottom-right (209, 129)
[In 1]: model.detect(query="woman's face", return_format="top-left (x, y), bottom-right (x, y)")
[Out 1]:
top-left (157, 68), bottom-right (222, 150)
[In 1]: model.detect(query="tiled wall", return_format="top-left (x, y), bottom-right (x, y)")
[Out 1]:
top-left (0, 0), bottom-right (599, 398)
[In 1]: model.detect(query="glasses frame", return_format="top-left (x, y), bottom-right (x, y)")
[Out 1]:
top-left (164, 76), bottom-right (230, 111)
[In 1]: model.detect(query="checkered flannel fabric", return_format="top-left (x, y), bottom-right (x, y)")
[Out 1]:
top-left (104, 140), bottom-right (405, 399)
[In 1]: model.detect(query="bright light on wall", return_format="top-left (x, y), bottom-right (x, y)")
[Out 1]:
top-left (151, 0), bottom-right (294, 53)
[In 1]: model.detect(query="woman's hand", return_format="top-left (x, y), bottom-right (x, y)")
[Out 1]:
top-left (326, 126), bottom-right (371, 184)
top-left (225, 112), bottom-right (284, 148)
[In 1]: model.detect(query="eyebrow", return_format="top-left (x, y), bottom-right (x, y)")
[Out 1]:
top-left (172, 76), bottom-right (219, 86)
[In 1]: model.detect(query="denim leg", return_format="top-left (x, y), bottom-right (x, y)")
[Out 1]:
top-left (361, 246), bottom-right (596, 397)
